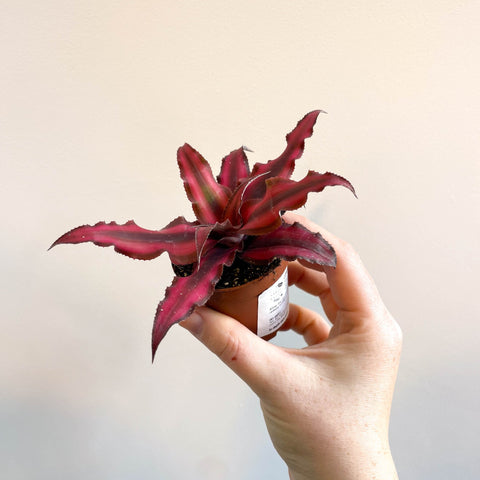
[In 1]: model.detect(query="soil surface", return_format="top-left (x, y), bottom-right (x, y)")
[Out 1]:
top-left (173, 255), bottom-right (281, 289)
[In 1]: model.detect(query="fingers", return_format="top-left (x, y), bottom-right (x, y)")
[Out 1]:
top-left (287, 260), bottom-right (329, 297)
top-left (283, 212), bottom-right (382, 319)
top-left (287, 261), bottom-right (338, 323)
top-left (181, 306), bottom-right (287, 397)
top-left (280, 303), bottom-right (331, 346)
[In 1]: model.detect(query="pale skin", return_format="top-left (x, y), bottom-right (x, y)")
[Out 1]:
top-left (181, 213), bottom-right (402, 480)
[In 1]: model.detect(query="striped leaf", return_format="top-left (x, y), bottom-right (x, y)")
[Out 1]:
top-left (151, 245), bottom-right (238, 359)
top-left (241, 221), bottom-right (336, 267)
top-left (217, 147), bottom-right (250, 191)
top-left (240, 171), bottom-right (355, 235)
top-left (250, 110), bottom-right (323, 182)
top-left (178, 143), bottom-right (230, 223)
top-left (50, 217), bottom-right (207, 265)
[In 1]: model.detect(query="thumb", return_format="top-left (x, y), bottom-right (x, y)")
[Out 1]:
top-left (181, 306), bottom-right (285, 397)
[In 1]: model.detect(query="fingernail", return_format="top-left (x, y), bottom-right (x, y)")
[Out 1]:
top-left (180, 311), bottom-right (204, 336)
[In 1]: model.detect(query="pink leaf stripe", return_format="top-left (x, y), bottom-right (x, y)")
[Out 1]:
top-left (151, 246), bottom-right (238, 360)
top-left (251, 110), bottom-right (323, 181)
top-left (240, 171), bottom-right (356, 235)
top-left (241, 221), bottom-right (336, 267)
top-left (217, 147), bottom-right (250, 191)
top-left (49, 217), bottom-right (204, 265)
top-left (177, 143), bottom-right (230, 224)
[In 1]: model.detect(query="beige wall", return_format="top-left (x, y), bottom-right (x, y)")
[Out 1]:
top-left (2, 1), bottom-right (479, 478)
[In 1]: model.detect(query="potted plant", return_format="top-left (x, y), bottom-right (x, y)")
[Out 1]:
top-left (50, 110), bottom-right (355, 360)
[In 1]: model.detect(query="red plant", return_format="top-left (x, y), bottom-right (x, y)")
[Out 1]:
top-left (51, 111), bottom-right (355, 360)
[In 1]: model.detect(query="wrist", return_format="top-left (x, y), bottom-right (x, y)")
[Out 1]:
top-left (288, 439), bottom-right (398, 480)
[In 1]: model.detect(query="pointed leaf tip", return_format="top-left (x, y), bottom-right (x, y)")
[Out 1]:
top-left (151, 245), bottom-right (238, 360)
top-left (217, 147), bottom-right (251, 191)
top-left (49, 217), bottom-right (205, 264)
top-left (250, 110), bottom-right (324, 181)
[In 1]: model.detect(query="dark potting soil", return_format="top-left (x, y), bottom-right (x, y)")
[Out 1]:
top-left (172, 255), bottom-right (281, 289)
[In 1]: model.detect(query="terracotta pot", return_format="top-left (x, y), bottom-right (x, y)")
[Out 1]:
top-left (206, 260), bottom-right (289, 340)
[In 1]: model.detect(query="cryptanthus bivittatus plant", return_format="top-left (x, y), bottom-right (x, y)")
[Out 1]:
top-left (50, 111), bottom-right (355, 360)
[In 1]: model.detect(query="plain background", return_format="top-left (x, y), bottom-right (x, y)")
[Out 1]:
top-left (2, 1), bottom-right (479, 478)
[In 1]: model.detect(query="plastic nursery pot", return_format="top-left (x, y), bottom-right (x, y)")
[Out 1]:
top-left (206, 260), bottom-right (289, 340)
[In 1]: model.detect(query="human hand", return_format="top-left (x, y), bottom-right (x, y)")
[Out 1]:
top-left (181, 213), bottom-right (402, 480)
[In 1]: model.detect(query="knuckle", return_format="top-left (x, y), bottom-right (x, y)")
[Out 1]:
top-left (392, 319), bottom-right (403, 351)
top-left (216, 330), bottom-right (241, 364)
top-left (338, 238), bottom-right (356, 256)
top-left (381, 312), bottom-right (403, 354)
top-left (337, 239), bottom-right (362, 266)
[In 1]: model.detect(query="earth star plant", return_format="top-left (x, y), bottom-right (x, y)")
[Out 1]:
top-left (51, 111), bottom-right (355, 360)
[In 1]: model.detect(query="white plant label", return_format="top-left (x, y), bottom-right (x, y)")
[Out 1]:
top-left (257, 267), bottom-right (289, 337)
